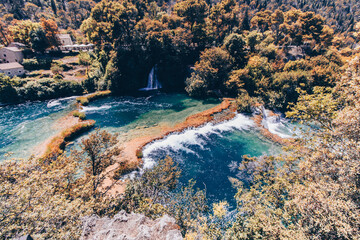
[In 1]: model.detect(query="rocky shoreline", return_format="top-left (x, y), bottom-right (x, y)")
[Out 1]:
top-left (37, 93), bottom-right (293, 196)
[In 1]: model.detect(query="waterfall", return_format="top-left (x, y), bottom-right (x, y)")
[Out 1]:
top-left (139, 65), bottom-right (162, 91)
top-left (260, 106), bottom-right (294, 138)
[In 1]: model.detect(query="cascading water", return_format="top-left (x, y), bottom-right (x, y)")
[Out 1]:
top-left (139, 65), bottom-right (162, 91)
top-left (260, 106), bottom-right (294, 138)
top-left (141, 113), bottom-right (281, 205)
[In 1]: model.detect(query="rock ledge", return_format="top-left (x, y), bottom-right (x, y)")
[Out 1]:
top-left (81, 211), bottom-right (183, 240)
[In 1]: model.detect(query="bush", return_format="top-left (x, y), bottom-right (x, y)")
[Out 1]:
top-left (113, 161), bottom-right (138, 180)
top-left (16, 78), bottom-right (83, 101)
top-left (51, 63), bottom-right (64, 75)
top-left (76, 90), bottom-right (111, 106)
top-left (22, 58), bottom-right (53, 70)
top-left (73, 111), bottom-right (86, 120)
top-left (78, 52), bottom-right (92, 66)
top-left (236, 92), bottom-right (259, 113)
top-left (0, 74), bottom-right (19, 103)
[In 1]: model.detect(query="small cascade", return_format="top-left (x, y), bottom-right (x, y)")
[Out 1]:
top-left (260, 106), bottom-right (294, 138)
top-left (139, 65), bottom-right (162, 91)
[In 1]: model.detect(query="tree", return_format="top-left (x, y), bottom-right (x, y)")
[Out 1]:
top-left (223, 33), bottom-right (247, 68)
top-left (40, 18), bottom-right (60, 47)
top-left (208, 0), bottom-right (240, 44)
top-left (9, 20), bottom-right (41, 47)
top-left (185, 47), bottom-right (232, 97)
top-left (0, 74), bottom-right (18, 103)
top-left (80, 129), bottom-right (120, 196)
top-left (119, 157), bottom-right (207, 235)
top-left (173, 0), bottom-right (208, 30)
top-left (223, 56), bottom-right (360, 239)
top-left (0, 130), bottom-right (120, 239)
top-left (251, 10), bottom-right (272, 32)
top-left (30, 27), bottom-right (49, 53)
top-left (81, 0), bottom-right (138, 47)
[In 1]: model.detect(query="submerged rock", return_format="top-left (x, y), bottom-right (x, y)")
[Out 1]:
top-left (81, 211), bottom-right (183, 240)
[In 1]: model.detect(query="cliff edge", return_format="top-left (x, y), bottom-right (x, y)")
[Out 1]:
top-left (81, 211), bottom-right (183, 240)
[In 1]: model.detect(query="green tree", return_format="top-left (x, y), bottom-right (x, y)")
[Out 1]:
top-left (223, 33), bottom-right (247, 68)
top-left (185, 47), bottom-right (232, 97)
top-left (208, 0), bottom-right (240, 44)
top-left (30, 27), bottom-right (49, 53)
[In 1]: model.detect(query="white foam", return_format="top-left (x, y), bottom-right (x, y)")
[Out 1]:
top-left (80, 105), bottom-right (112, 112)
top-left (260, 108), bottom-right (294, 139)
top-left (47, 96), bottom-right (78, 108)
top-left (142, 114), bottom-right (255, 169)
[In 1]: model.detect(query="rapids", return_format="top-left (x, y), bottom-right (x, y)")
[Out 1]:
top-left (0, 93), bottom-right (297, 205)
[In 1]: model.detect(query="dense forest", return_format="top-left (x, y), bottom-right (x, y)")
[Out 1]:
top-left (0, 0), bottom-right (360, 239)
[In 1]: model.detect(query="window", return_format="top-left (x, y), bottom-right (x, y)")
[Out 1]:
top-left (3, 54), bottom-right (6, 57)
top-left (8, 72), bottom-right (10, 74)
top-left (19, 70), bottom-right (22, 73)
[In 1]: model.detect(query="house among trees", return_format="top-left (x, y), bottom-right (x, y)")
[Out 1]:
top-left (0, 46), bottom-right (24, 64)
top-left (0, 62), bottom-right (25, 77)
top-left (56, 34), bottom-right (73, 46)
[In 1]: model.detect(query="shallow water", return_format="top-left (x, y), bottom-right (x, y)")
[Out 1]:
top-left (0, 93), bottom-right (295, 205)
top-left (76, 93), bottom-right (220, 136)
top-left (0, 97), bottom-right (77, 160)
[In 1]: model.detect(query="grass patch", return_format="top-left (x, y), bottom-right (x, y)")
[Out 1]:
top-left (76, 90), bottom-right (111, 106)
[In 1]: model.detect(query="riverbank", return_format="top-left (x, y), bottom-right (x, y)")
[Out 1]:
top-left (35, 91), bottom-right (112, 160)
top-left (101, 98), bottom-right (238, 195)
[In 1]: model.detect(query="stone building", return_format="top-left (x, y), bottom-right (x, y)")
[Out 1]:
top-left (56, 34), bottom-right (73, 46)
top-left (0, 62), bottom-right (25, 77)
top-left (0, 46), bottom-right (24, 63)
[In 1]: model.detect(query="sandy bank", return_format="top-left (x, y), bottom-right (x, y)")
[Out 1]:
top-left (102, 98), bottom-right (237, 195)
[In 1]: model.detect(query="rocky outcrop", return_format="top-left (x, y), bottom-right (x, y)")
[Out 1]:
top-left (81, 211), bottom-right (183, 240)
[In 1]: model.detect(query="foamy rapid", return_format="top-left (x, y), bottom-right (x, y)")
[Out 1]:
top-left (261, 108), bottom-right (294, 139)
top-left (80, 105), bottom-right (112, 112)
top-left (264, 119), bottom-right (294, 138)
top-left (47, 96), bottom-right (78, 108)
top-left (142, 114), bottom-right (255, 169)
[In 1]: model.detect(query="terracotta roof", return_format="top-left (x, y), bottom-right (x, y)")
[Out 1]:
top-left (0, 62), bottom-right (24, 70)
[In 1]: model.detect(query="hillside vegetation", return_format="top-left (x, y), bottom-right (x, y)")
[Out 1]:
top-left (0, 0), bottom-right (360, 239)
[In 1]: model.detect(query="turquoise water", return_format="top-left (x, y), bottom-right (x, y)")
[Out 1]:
top-left (0, 93), bottom-right (290, 205)
top-left (0, 97), bottom-right (77, 160)
top-left (76, 93), bottom-right (220, 136)
top-left (141, 114), bottom-right (281, 206)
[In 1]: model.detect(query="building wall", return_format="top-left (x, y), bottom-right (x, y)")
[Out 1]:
top-left (0, 67), bottom-right (25, 77)
top-left (0, 48), bottom-right (24, 63)
top-left (59, 37), bottom-right (73, 46)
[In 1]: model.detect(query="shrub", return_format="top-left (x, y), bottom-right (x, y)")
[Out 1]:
top-left (73, 111), bottom-right (86, 120)
top-left (22, 58), bottom-right (53, 70)
top-left (236, 92), bottom-right (259, 113)
top-left (113, 161), bottom-right (138, 180)
top-left (76, 90), bottom-right (111, 106)
top-left (78, 52), bottom-right (92, 66)
top-left (51, 63), bottom-right (64, 75)
top-left (0, 74), bottom-right (19, 103)
top-left (43, 120), bottom-right (95, 161)
top-left (16, 78), bottom-right (83, 101)
top-left (136, 149), bottom-right (143, 159)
